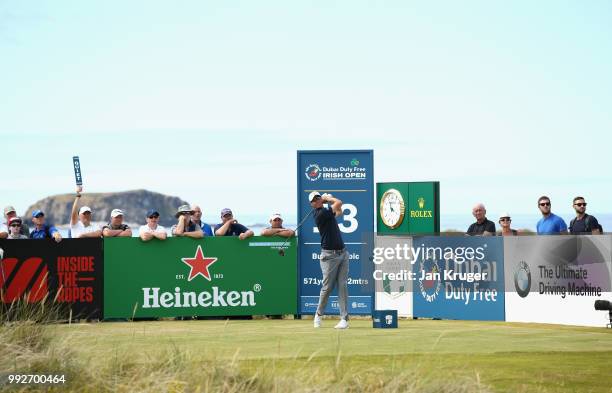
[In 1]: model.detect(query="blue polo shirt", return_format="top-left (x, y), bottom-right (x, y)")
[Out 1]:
top-left (536, 213), bottom-right (567, 235)
top-left (201, 222), bottom-right (214, 236)
top-left (30, 224), bottom-right (59, 239)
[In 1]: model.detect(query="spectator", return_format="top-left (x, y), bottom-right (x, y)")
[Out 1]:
top-left (536, 196), bottom-right (567, 235)
top-left (6, 217), bottom-right (28, 239)
top-left (30, 210), bottom-right (62, 242)
top-left (466, 203), bottom-right (496, 236)
top-left (191, 205), bottom-right (214, 236)
top-left (214, 208), bottom-right (254, 240)
top-left (261, 213), bottom-right (295, 238)
top-left (70, 186), bottom-right (102, 238)
top-left (498, 212), bottom-right (518, 236)
top-left (172, 205), bottom-right (203, 238)
top-left (1, 205), bottom-right (30, 238)
top-left (139, 209), bottom-right (167, 241)
top-left (102, 209), bottom-right (132, 237)
top-left (569, 197), bottom-right (602, 234)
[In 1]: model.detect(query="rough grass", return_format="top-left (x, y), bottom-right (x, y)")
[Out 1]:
top-left (1, 311), bottom-right (611, 392)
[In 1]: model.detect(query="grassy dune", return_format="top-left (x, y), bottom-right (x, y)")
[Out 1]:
top-left (2, 315), bottom-right (612, 392)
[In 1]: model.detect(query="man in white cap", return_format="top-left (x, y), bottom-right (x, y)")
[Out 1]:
top-left (102, 209), bottom-right (132, 237)
top-left (308, 191), bottom-right (349, 329)
top-left (70, 186), bottom-right (102, 238)
top-left (261, 213), bottom-right (294, 238)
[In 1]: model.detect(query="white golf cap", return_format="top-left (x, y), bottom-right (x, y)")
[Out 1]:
top-left (111, 209), bottom-right (124, 218)
top-left (499, 212), bottom-right (511, 219)
top-left (308, 191), bottom-right (321, 202)
top-left (79, 206), bottom-right (92, 215)
top-left (269, 213), bottom-right (282, 221)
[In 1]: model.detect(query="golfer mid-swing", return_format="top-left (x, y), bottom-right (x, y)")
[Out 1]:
top-left (309, 191), bottom-right (349, 329)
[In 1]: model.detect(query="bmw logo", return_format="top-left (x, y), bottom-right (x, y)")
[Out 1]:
top-left (514, 261), bottom-right (531, 298)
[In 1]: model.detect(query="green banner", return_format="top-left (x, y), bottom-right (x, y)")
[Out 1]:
top-left (406, 181), bottom-right (440, 234)
top-left (103, 237), bottom-right (297, 318)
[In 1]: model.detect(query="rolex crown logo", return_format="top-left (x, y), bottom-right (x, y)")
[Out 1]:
top-left (418, 197), bottom-right (425, 209)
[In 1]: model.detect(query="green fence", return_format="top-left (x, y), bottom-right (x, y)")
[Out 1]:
top-left (104, 237), bottom-right (297, 318)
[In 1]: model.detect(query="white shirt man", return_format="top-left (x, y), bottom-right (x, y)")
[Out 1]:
top-left (261, 213), bottom-right (295, 238)
top-left (70, 187), bottom-right (102, 239)
top-left (139, 209), bottom-right (168, 241)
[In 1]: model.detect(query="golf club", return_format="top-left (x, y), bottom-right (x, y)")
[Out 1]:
top-left (278, 209), bottom-right (314, 256)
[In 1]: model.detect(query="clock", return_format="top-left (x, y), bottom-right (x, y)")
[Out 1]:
top-left (380, 188), bottom-right (405, 229)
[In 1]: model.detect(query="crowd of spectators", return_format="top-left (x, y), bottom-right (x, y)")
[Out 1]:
top-left (0, 187), bottom-right (295, 241)
top-left (465, 196), bottom-right (603, 236)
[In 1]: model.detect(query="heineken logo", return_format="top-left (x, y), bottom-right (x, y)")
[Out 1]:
top-left (181, 245), bottom-right (218, 281)
top-left (142, 287), bottom-right (256, 308)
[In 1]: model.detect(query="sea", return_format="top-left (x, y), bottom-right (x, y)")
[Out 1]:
top-left (52, 213), bottom-right (612, 237)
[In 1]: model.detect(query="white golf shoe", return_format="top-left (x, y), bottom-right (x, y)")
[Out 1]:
top-left (314, 314), bottom-right (321, 328)
top-left (334, 319), bottom-right (349, 329)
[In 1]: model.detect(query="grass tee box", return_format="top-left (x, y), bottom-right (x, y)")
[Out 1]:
top-left (103, 237), bottom-right (297, 318)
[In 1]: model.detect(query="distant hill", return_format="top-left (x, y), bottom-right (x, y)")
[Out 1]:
top-left (24, 190), bottom-right (189, 227)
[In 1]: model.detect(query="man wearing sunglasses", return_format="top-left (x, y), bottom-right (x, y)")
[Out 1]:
top-left (0, 206), bottom-right (30, 239)
top-left (569, 197), bottom-right (601, 234)
top-left (536, 196), bottom-right (567, 235)
top-left (139, 209), bottom-right (168, 241)
top-left (6, 217), bottom-right (28, 239)
top-left (30, 210), bottom-right (62, 242)
top-left (172, 205), bottom-right (204, 238)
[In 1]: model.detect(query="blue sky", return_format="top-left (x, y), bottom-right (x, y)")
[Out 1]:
top-left (1, 1), bottom-right (611, 223)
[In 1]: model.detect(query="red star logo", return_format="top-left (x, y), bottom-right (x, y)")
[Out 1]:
top-left (181, 245), bottom-right (218, 281)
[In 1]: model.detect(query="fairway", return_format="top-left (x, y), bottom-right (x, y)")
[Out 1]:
top-left (43, 318), bottom-right (612, 392)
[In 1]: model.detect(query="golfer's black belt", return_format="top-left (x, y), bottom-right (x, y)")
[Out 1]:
top-left (322, 248), bottom-right (346, 254)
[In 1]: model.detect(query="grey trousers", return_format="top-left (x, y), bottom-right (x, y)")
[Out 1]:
top-left (316, 249), bottom-right (349, 320)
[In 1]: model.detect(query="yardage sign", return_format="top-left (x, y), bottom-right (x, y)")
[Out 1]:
top-left (297, 150), bottom-right (374, 315)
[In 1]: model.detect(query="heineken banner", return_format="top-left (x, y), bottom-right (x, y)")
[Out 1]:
top-left (504, 235), bottom-right (612, 327)
top-left (0, 239), bottom-right (104, 320)
top-left (412, 236), bottom-right (505, 321)
top-left (103, 237), bottom-right (297, 318)
top-left (374, 235), bottom-right (413, 317)
top-left (297, 150), bottom-right (374, 315)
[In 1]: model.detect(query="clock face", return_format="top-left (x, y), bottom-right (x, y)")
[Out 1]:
top-left (380, 189), bottom-right (405, 229)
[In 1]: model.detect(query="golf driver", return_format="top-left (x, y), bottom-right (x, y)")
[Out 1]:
top-left (278, 209), bottom-right (314, 256)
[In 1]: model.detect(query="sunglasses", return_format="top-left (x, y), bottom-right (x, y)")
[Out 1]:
top-left (10, 224), bottom-right (21, 227)
top-left (574, 203), bottom-right (587, 207)
top-left (539, 202), bottom-right (550, 207)
top-left (499, 218), bottom-right (511, 222)
top-left (148, 215), bottom-right (159, 219)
